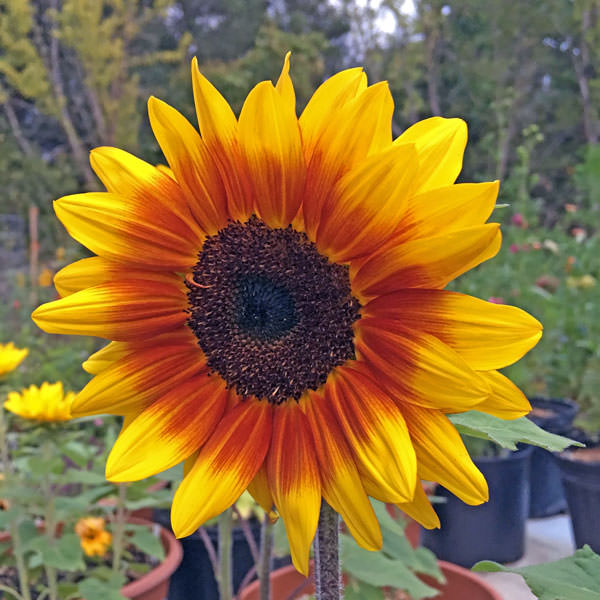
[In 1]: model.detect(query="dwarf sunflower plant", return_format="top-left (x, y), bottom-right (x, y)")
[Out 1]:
top-left (0, 343), bottom-right (28, 379)
top-left (32, 55), bottom-right (542, 590)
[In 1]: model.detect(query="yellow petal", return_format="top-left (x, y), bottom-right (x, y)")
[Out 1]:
top-left (299, 67), bottom-right (365, 162)
top-left (356, 318), bottom-right (491, 412)
top-left (89, 146), bottom-right (200, 234)
top-left (303, 393), bottom-right (382, 551)
top-left (238, 81), bottom-right (305, 228)
top-left (72, 342), bottom-right (205, 416)
top-left (364, 289), bottom-right (543, 370)
top-left (396, 181), bottom-right (499, 242)
top-left (353, 223), bottom-right (501, 299)
top-left (191, 58), bottom-right (253, 221)
top-left (403, 404), bottom-right (488, 505)
top-left (53, 192), bottom-right (199, 270)
top-left (474, 371), bottom-right (532, 419)
top-left (397, 481), bottom-right (440, 530)
top-left (267, 402), bottom-right (321, 576)
top-left (171, 400), bottom-right (273, 537)
top-left (302, 82), bottom-right (394, 239)
top-left (395, 117), bottom-right (467, 193)
top-left (148, 96), bottom-right (229, 234)
top-left (53, 257), bottom-right (182, 298)
top-left (82, 341), bottom-right (130, 375)
top-left (276, 51), bottom-right (295, 111)
top-left (328, 365), bottom-right (417, 503)
top-left (32, 280), bottom-right (187, 341)
top-left (316, 143), bottom-right (417, 262)
top-left (107, 375), bottom-right (227, 481)
top-left (247, 464), bottom-right (274, 514)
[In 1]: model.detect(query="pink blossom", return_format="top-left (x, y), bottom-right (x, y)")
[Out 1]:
top-left (509, 243), bottom-right (519, 253)
top-left (488, 297), bottom-right (505, 304)
top-left (511, 213), bottom-right (524, 227)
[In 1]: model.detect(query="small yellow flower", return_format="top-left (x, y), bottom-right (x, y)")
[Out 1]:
top-left (38, 268), bottom-right (54, 287)
top-left (75, 517), bottom-right (112, 557)
top-left (0, 343), bottom-right (28, 378)
top-left (4, 382), bottom-right (74, 422)
top-left (55, 246), bottom-right (66, 261)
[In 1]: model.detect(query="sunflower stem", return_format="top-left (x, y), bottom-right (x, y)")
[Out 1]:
top-left (111, 482), bottom-right (127, 571)
top-left (41, 437), bottom-right (58, 600)
top-left (314, 501), bottom-right (342, 600)
top-left (217, 507), bottom-right (234, 600)
top-left (258, 514), bottom-right (274, 600)
top-left (0, 406), bottom-right (32, 600)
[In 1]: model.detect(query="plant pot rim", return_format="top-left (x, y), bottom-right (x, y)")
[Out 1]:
top-left (239, 559), bottom-right (503, 600)
top-left (121, 517), bottom-right (183, 598)
top-left (0, 517), bottom-right (183, 600)
top-left (474, 444), bottom-right (534, 464)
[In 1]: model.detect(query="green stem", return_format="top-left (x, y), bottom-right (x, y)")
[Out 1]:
top-left (217, 507), bottom-right (234, 600)
top-left (111, 482), bottom-right (127, 571)
top-left (258, 515), bottom-right (274, 600)
top-left (314, 501), bottom-right (342, 600)
top-left (41, 439), bottom-right (58, 600)
top-left (0, 583), bottom-right (26, 600)
top-left (0, 407), bottom-right (32, 600)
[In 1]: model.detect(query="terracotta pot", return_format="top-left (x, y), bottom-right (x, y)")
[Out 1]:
top-left (121, 517), bottom-right (183, 600)
top-left (239, 560), bottom-right (502, 600)
top-left (0, 517), bottom-right (182, 600)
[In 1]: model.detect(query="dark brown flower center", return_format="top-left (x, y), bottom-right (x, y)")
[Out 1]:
top-left (186, 216), bottom-right (361, 403)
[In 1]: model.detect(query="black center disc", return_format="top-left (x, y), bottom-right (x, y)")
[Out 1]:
top-left (186, 216), bottom-right (361, 403)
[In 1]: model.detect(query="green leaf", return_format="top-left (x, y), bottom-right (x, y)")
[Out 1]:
top-left (62, 440), bottom-right (95, 467)
top-left (29, 534), bottom-right (85, 571)
top-left (128, 526), bottom-right (165, 561)
top-left (344, 579), bottom-right (385, 600)
top-left (0, 507), bottom-right (21, 528)
top-left (473, 546), bottom-right (600, 600)
top-left (370, 501), bottom-right (443, 582)
top-left (17, 520), bottom-right (40, 552)
top-left (341, 536), bottom-right (440, 600)
top-left (449, 411), bottom-right (582, 451)
top-left (77, 577), bottom-right (127, 600)
top-left (62, 469), bottom-right (108, 485)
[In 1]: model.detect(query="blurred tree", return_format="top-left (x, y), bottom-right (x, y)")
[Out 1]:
top-left (0, 0), bottom-right (190, 185)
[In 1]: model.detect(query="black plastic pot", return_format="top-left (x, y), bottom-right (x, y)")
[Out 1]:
top-left (556, 447), bottom-right (600, 553)
top-left (421, 446), bottom-right (533, 567)
top-left (152, 509), bottom-right (261, 600)
top-left (528, 398), bottom-right (578, 518)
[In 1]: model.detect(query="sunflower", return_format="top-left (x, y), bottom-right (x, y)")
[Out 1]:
top-left (5, 382), bottom-right (74, 422)
top-left (32, 55), bottom-right (542, 574)
top-left (75, 516), bottom-right (112, 557)
top-left (0, 343), bottom-right (28, 378)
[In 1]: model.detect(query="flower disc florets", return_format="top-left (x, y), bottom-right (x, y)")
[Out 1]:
top-left (186, 216), bottom-right (361, 403)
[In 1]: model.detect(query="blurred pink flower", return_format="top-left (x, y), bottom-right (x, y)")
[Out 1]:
top-left (511, 213), bottom-right (524, 227)
top-left (488, 297), bottom-right (505, 304)
top-left (93, 418), bottom-right (104, 427)
top-left (509, 243), bottom-right (519, 253)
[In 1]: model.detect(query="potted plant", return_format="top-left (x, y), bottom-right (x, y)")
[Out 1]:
top-left (0, 384), bottom-right (183, 600)
top-left (554, 355), bottom-right (600, 551)
top-left (239, 501), bottom-right (502, 600)
top-left (528, 396), bottom-right (578, 517)
top-left (153, 491), bottom-right (267, 600)
top-left (420, 437), bottom-right (533, 567)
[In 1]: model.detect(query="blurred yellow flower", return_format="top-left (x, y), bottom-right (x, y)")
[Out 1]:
top-left (567, 275), bottom-right (597, 289)
top-left (75, 517), bottom-right (112, 557)
top-left (55, 246), bottom-right (66, 261)
top-left (4, 382), bottom-right (74, 422)
top-left (38, 268), bottom-right (54, 287)
top-left (0, 343), bottom-right (28, 378)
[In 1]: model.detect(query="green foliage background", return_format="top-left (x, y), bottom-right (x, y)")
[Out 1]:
top-left (0, 0), bottom-right (599, 428)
